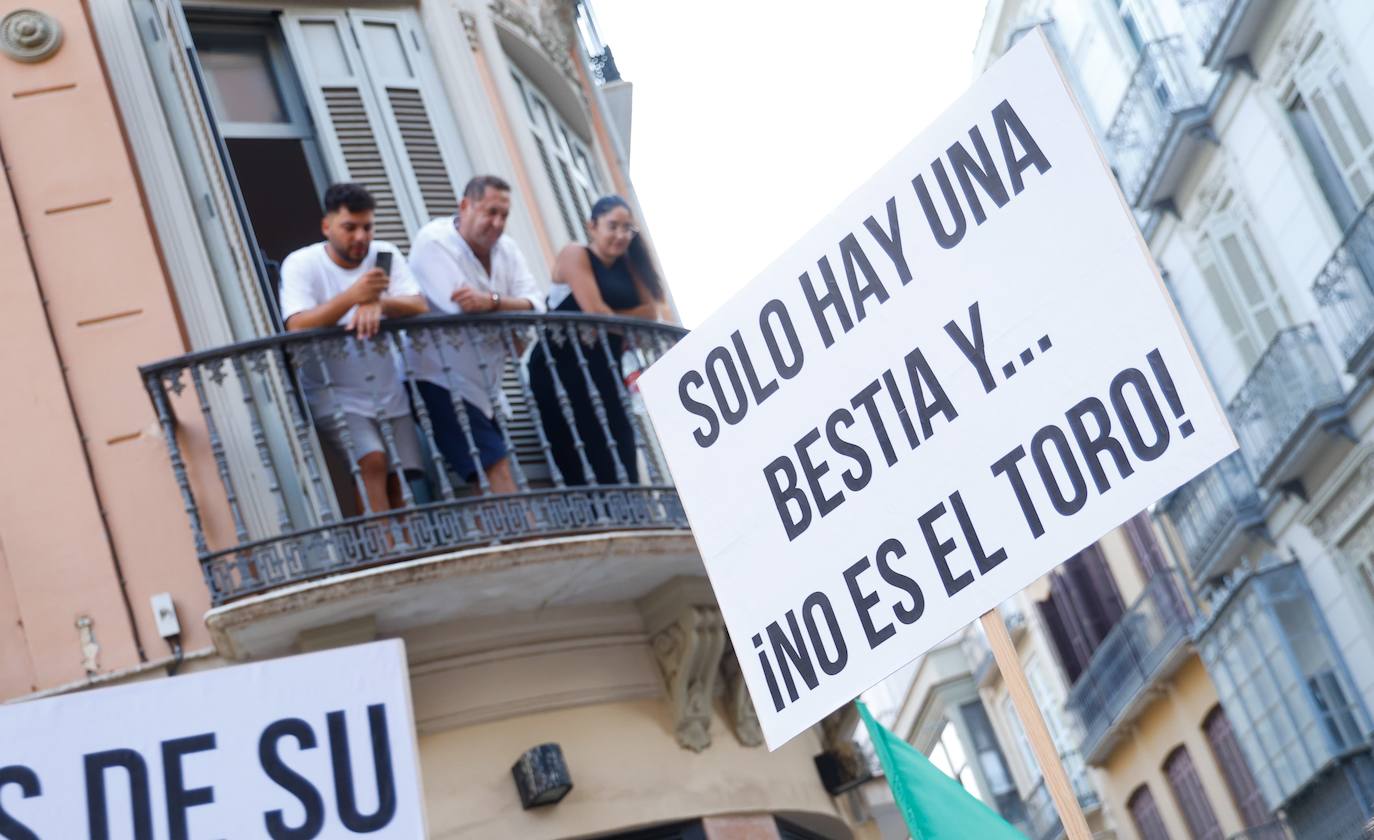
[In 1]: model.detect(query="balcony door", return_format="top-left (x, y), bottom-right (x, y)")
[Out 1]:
top-left (508, 63), bottom-right (607, 247)
top-left (1195, 194), bottom-right (1292, 371)
top-left (133, 0), bottom-right (474, 543)
top-left (189, 16), bottom-right (329, 289)
top-left (1294, 34), bottom-right (1374, 212)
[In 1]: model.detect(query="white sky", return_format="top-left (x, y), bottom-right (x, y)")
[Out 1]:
top-left (592, 1), bottom-right (990, 327)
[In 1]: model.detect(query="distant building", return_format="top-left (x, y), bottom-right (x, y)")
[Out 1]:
top-left (862, 2), bottom-right (1374, 839)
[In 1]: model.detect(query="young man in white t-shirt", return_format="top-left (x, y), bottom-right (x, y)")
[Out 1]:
top-left (280, 183), bottom-right (429, 515)
top-left (409, 175), bottom-right (545, 493)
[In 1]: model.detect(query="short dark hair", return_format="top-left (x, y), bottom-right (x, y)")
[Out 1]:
top-left (322, 183), bottom-right (375, 214)
top-left (463, 175), bottom-right (512, 202)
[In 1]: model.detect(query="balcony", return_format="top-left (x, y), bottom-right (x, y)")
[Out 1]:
top-left (1181, 0), bottom-right (1279, 71)
top-left (1225, 324), bottom-right (1347, 488)
top-left (1196, 560), bottom-right (1373, 818)
top-left (1311, 199), bottom-right (1374, 379)
top-left (142, 313), bottom-right (694, 654)
top-left (1104, 36), bottom-right (1220, 210)
top-left (1161, 452), bottom-right (1265, 584)
top-left (1024, 764), bottom-right (1099, 840)
top-left (1066, 569), bottom-right (1192, 763)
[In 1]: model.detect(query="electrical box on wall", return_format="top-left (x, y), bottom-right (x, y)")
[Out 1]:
top-left (150, 593), bottom-right (180, 639)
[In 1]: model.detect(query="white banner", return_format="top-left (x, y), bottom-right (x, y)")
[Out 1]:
top-left (637, 31), bottom-right (1235, 749)
top-left (0, 640), bottom-right (425, 838)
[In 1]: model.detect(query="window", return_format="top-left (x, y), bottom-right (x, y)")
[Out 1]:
top-left (1039, 544), bottom-right (1125, 682)
top-left (1025, 657), bottom-right (1094, 800)
top-left (1195, 192), bottom-right (1291, 368)
top-left (1198, 565), bottom-right (1372, 808)
top-left (928, 719), bottom-right (986, 802)
top-left (1164, 746), bottom-right (1223, 840)
top-left (1128, 784), bottom-right (1173, 840)
top-left (1203, 705), bottom-right (1270, 828)
top-left (509, 65), bottom-right (605, 245)
top-left (1294, 34), bottom-right (1374, 208)
top-left (1125, 512), bottom-right (1168, 579)
top-left (191, 18), bottom-right (330, 271)
top-left (1002, 693), bottom-right (1039, 782)
top-left (281, 10), bottom-right (469, 254)
top-left (151, 6), bottom-right (470, 314)
top-left (960, 701), bottom-right (1026, 825)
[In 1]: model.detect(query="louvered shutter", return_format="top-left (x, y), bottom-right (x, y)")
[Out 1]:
top-left (347, 12), bottom-right (469, 224)
top-left (534, 134), bottom-right (580, 241)
top-left (1297, 38), bottom-right (1374, 206)
top-left (130, 0), bottom-right (340, 538)
top-left (280, 12), bottom-right (414, 249)
top-left (502, 359), bottom-right (551, 484)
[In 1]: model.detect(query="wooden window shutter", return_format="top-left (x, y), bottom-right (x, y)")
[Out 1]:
top-left (282, 13), bottom-right (413, 249)
top-left (348, 12), bottom-right (469, 224)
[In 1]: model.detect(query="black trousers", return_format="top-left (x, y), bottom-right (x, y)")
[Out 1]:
top-left (527, 332), bottom-right (639, 486)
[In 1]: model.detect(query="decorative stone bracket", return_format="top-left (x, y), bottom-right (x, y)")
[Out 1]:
top-left (650, 603), bottom-right (725, 752)
top-left (719, 647), bottom-right (764, 747)
top-left (640, 577), bottom-right (766, 752)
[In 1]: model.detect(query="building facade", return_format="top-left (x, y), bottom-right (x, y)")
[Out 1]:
top-left (856, 515), bottom-right (1252, 840)
top-left (951, 1), bottom-right (1374, 838)
top-left (0, 0), bottom-right (861, 836)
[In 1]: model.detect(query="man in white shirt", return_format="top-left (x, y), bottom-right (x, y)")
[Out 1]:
top-left (409, 175), bottom-right (545, 494)
top-left (280, 183), bottom-right (429, 515)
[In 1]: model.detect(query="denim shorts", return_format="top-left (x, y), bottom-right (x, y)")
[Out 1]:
top-left (416, 380), bottom-right (509, 482)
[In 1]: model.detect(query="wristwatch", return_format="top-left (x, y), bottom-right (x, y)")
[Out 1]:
top-left (490, 291), bottom-right (501, 311)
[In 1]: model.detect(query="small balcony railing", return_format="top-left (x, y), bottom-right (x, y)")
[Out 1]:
top-left (1180, 0), bottom-right (1272, 70)
top-left (1225, 324), bottom-right (1345, 482)
top-left (1024, 765), bottom-right (1099, 840)
top-left (1161, 452), bottom-right (1263, 582)
top-left (1311, 200), bottom-right (1374, 373)
top-left (141, 312), bottom-right (688, 604)
top-left (1104, 36), bottom-right (1213, 205)
top-left (1180, 0), bottom-right (1233, 60)
top-left (1066, 569), bottom-right (1191, 760)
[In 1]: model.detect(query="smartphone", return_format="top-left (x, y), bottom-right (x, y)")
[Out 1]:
top-left (375, 250), bottom-right (393, 276)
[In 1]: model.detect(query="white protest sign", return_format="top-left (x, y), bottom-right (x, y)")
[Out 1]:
top-left (637, 31), bottom-right (1235, 749)
top-left (0, 640), bottom-right (426, 838)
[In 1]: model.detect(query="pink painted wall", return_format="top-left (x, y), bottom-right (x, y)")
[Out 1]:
top-left (0, 0), bottom-right (212, 698)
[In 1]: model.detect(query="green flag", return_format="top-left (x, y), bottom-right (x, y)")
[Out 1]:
top-left (858, 701), bottom-right (1028, 840)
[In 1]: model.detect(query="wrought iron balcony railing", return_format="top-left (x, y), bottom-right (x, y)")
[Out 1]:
top-left (1103, 36), bottom-right (1213, 205)
top-left (141, 312), bottom-right (688, 605)
top-left (1180, 0), bottom-right (1271, 70)
top-left (1180, 0), bottom-right (1233, 61)
top-left (1066, 568), bottom-right (1191, 761)
top-left (1225, 324), bottom-right (1345, 483)
top-left (1311, 199), bottom-right (1374, 373)
top-left (1161, 452), bottom-right (1263, 583)
top-left (1024, 764), bottom-right (1099, 840)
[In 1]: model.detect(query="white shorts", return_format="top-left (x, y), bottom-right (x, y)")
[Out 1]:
top-left (319, 412), bottom-right (423, 471)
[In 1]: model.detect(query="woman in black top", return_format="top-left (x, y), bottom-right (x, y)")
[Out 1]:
top-left (528, 196), bottom-right (665, 486)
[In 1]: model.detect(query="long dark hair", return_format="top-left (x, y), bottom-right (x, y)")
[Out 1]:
top-left (590, 195), bottom-right (663, 302)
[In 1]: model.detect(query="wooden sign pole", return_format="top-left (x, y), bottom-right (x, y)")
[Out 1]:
top-left (980, 609), bottom-right (1092, 840)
